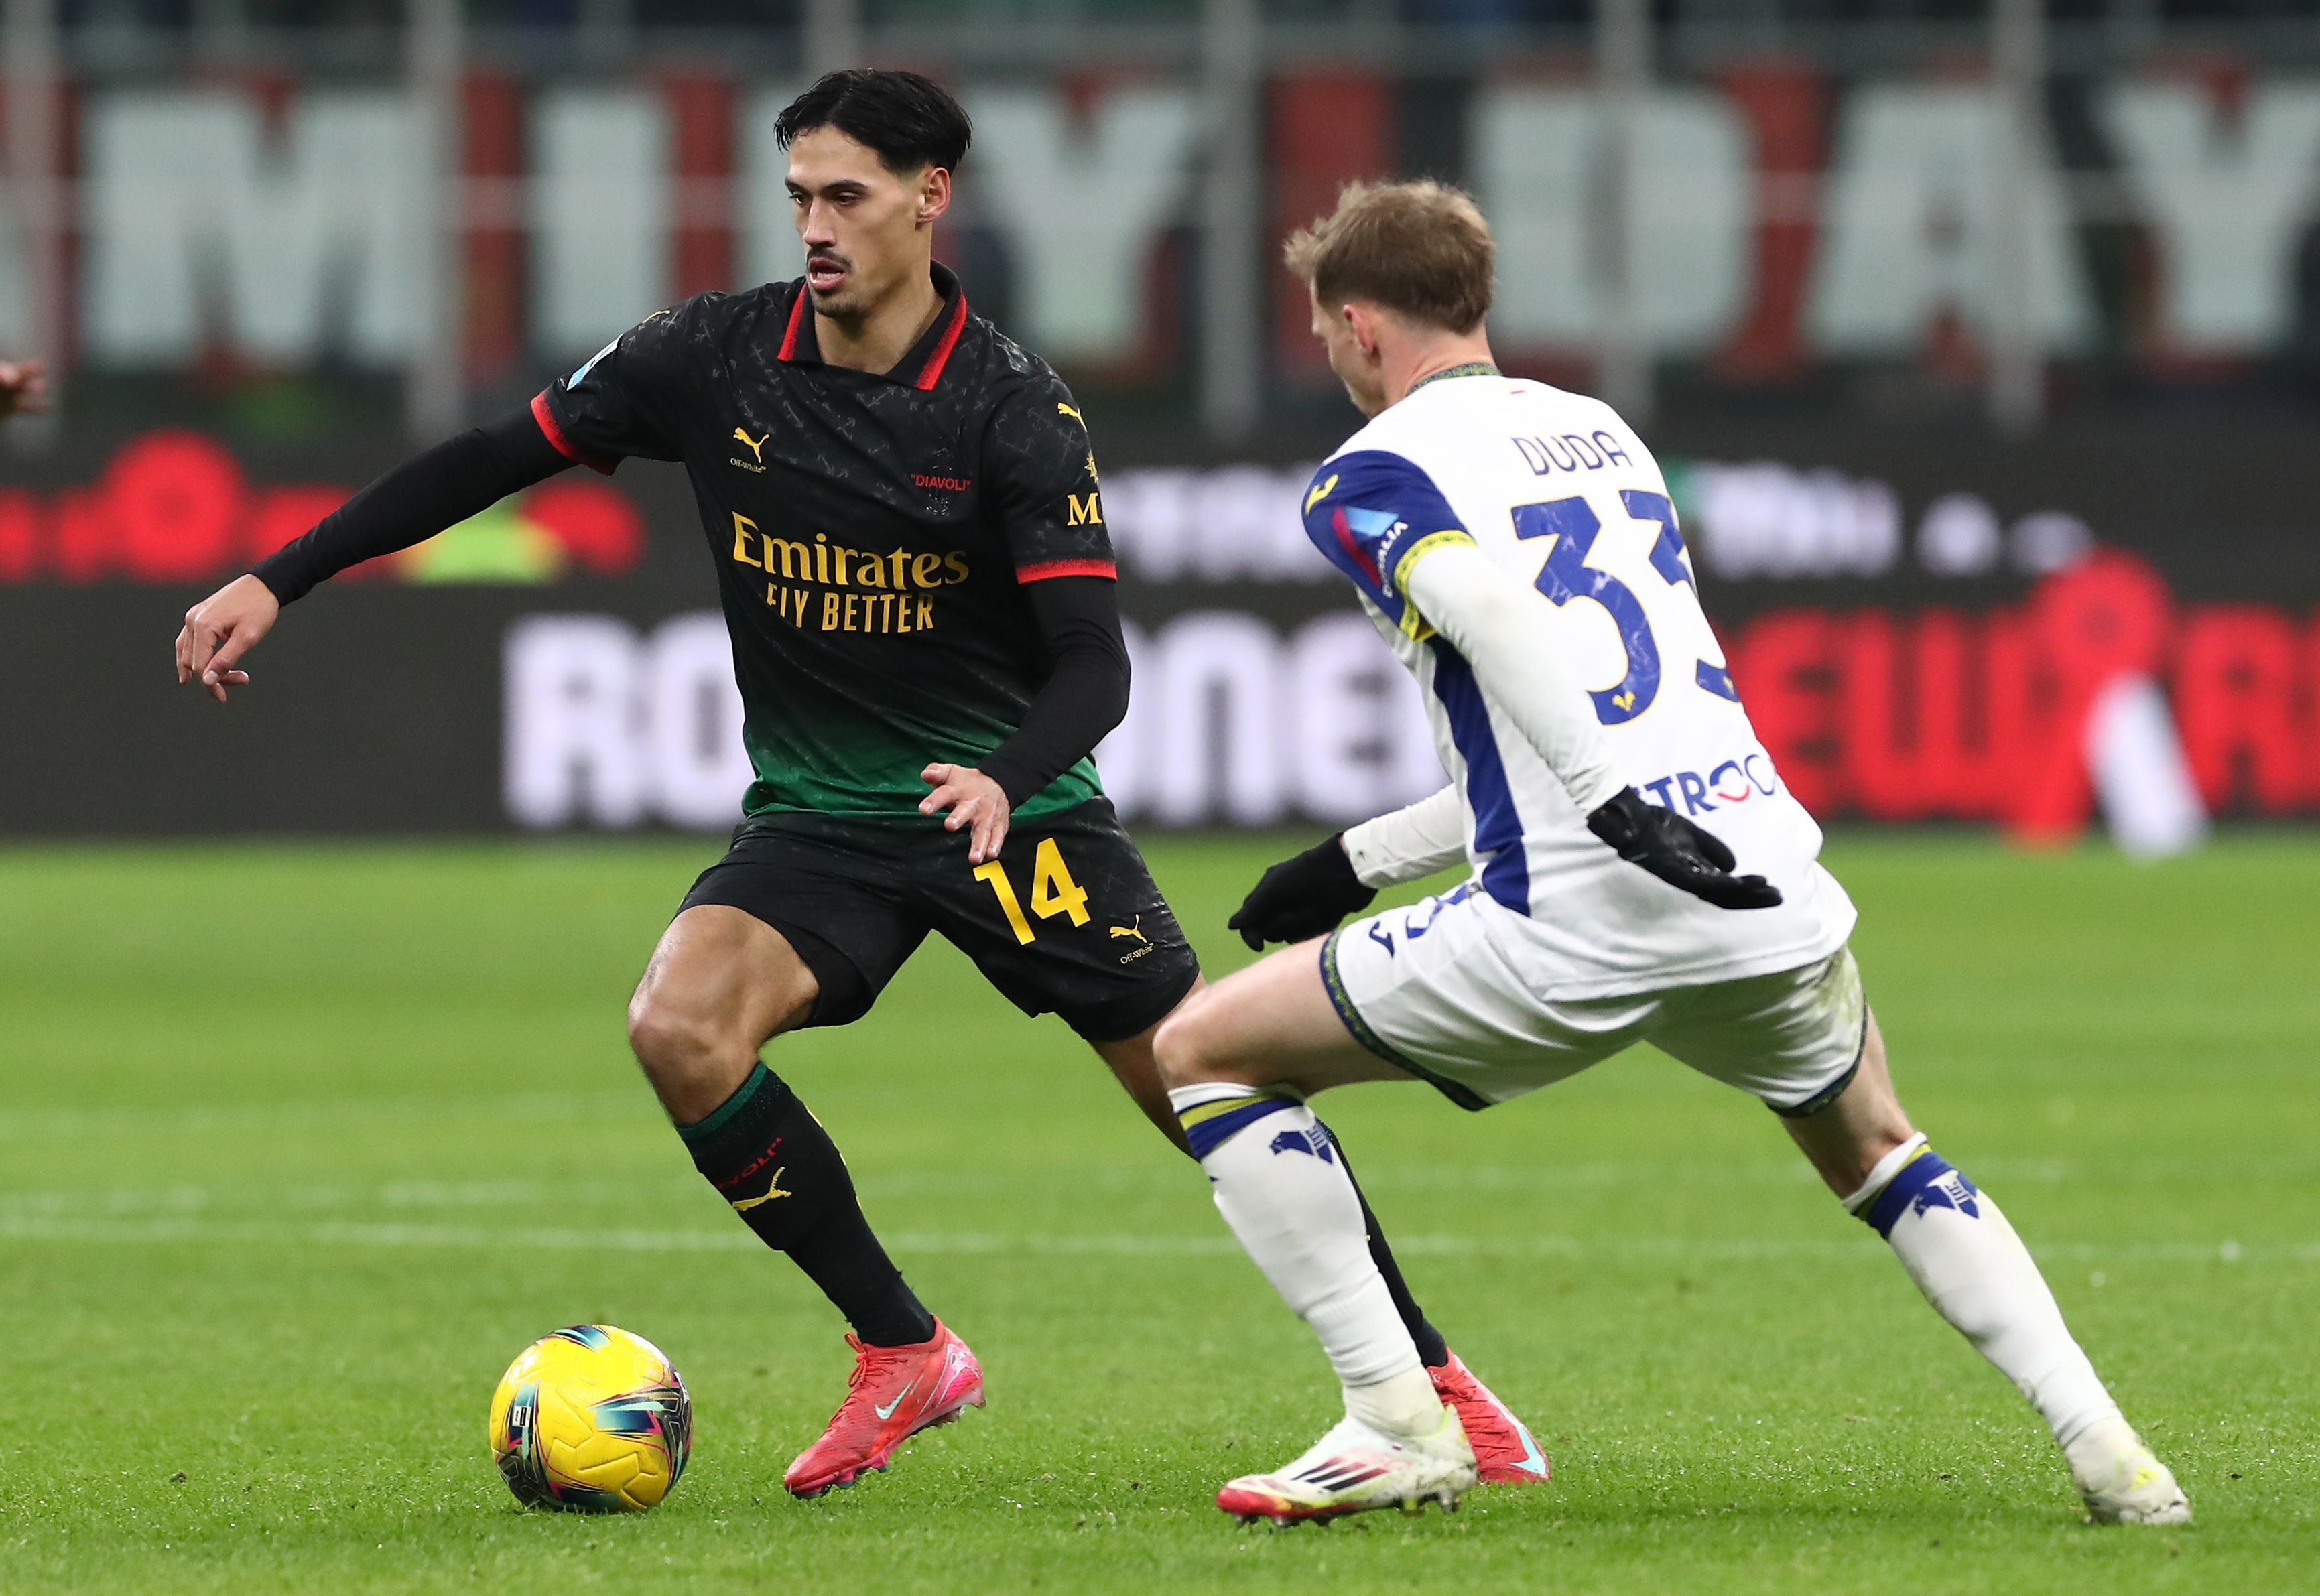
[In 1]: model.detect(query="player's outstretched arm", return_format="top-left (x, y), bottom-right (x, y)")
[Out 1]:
top-left (171, 407), bottom-right (571, 704)
top-left (1401, 541), bottom-right (1780, 911)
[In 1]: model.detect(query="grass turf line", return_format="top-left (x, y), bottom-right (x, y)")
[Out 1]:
top-left (0, 834), bottom-right (2314, 1594)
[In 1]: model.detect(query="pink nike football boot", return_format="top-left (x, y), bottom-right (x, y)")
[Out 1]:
top-left (1431, 1351), bottom-right (1551, 1485)
top-left (783, 1319), bottom-right (984, 1498)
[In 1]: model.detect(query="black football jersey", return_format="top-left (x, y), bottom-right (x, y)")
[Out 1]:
top-left (534, 265), bottom-right (1114, 820)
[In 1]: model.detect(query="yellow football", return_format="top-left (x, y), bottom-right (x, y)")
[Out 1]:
top-left (487, 1325), bottom-right (692, 1512)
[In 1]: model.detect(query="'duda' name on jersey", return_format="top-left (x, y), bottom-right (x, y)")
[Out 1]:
top-left (1301, 375), bottom-right (1856, 998)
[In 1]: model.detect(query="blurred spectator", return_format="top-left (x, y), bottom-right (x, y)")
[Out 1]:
top-left (0, 360), bottom-right (52, 423)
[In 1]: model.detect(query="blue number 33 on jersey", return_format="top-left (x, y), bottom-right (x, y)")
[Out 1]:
top-left (1512, 490), bottom-right (1742, 726)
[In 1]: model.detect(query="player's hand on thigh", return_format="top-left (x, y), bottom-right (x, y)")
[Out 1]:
top-left (919, 762), bottom-right (1009, 864)
top-left (175, 574), bottom-right (279, 703)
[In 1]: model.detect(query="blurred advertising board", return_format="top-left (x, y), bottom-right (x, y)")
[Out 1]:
top-left (3, 421), bottom-right (2317, 836)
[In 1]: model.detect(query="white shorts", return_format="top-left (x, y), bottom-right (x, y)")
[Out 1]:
top-left (1319, 884), bottom-right (1866, 1116)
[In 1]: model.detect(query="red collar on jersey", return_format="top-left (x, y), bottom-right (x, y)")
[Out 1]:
top-left (777, 263), bottom-right (969, 393)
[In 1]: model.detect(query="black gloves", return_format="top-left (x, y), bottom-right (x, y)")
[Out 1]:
top-left (1586, 787), bottom-right (1783, 910)
top-left (1228, 834), bottom-right (1378, 950)
top-left (1230, 791), bottom-right (1776, 952)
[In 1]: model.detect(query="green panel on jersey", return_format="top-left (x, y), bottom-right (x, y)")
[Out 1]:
top-left (739, 720), bottom-right (1102, 821)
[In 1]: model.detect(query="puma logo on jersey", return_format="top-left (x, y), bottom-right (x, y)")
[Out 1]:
top-left (1305, 474), bottom-right (1339, 514)
top-left (1057, 401), bottom-right (1084, 425)
top-left (1109, 917), bottom-right (1148, 943)
top-left (731, 427), bottom-right (770, 470)
top-left (729, 1167), bottom-right (792, 1211)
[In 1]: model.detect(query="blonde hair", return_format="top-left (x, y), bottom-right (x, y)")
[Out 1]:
top-left (1282, 180), bottom-right (1495, 335)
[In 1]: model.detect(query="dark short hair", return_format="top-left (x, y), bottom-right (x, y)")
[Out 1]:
top-left (1283, 180), bottom-right (1495, 335)
top-left (775, 70), bottom-right (972, 176)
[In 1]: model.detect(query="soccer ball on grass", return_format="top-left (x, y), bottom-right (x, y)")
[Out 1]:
top-left (488, 1325), bottom-right (692, 1512)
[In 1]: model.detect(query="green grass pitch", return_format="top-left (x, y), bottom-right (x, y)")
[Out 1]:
top-left (1, 834), bottom-right (2315, 1594)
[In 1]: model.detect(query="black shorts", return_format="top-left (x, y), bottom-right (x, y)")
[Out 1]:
top-left (678, 796), bottom-right (1202, 1043)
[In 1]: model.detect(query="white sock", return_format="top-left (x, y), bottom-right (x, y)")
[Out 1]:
top-left (1344, 1365), bottom-right (1447, 1438)
top-left (1847, 1140), bottom-right (2122, 1454)
top-left (1171, 1084), bottom-right (1432, 1433)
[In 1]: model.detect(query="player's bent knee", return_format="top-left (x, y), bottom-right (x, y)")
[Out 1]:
top-left (1151, 998), bottom-right (1218, 1091)
top-left (625, 998), bottom-right (765, 1125)
top-left (1153, 990), bottom-right (1264, 1092)
top-left (625, 993), bottom-right (735, 1083)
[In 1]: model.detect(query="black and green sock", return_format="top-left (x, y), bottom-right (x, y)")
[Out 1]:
top-left (679, 1062), bottom-right (937, 1348)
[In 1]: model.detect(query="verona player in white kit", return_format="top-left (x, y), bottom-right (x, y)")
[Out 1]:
top-left (1151, 181), bottom-right (2189, 1528)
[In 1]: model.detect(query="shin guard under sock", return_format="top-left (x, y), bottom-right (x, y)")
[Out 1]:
top-left (1846, 1136), bottom-right (2120, 1451)
top-left (1171, 1083), bottom-right (1429, 1424)
top-left (680, 1063), bottom-right (936, 1348)
top-left (1167, 1091), bottom-right (1448, 1370)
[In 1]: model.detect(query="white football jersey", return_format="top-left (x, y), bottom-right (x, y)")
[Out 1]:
top-left (1303, 373), bottom-right (1856, 998)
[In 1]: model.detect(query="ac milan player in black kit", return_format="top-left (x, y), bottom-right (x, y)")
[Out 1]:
top-left (172, 70), bottom-right (1549, 1499)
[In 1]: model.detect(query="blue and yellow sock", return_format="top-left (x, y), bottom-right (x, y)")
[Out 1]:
top-left (1841, 1132), bottom-right (1985, 1238)
top-left (1171, 1083), bottom-right (1315, 1162)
